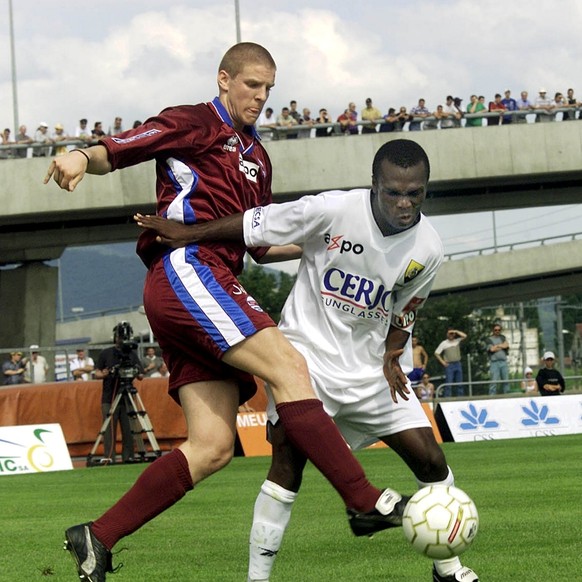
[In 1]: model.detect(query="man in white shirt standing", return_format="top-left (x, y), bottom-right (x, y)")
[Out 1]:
top-left (135, 139), bottom-right (479, 582)
top-left (434, 328), bottom-right (468, 397)
top-left (24, 345), bottom-right (49, 383)
top-left (69, 348), bottom-right (95, 381)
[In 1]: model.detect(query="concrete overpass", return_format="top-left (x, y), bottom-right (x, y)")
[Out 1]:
top-left (2, 122), bottom-right (582, 348)
top-left (433, 237), bottom-right (582, 306)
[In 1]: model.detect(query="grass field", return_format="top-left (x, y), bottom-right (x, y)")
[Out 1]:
top-left (1, 434), bottom-right (580, 581)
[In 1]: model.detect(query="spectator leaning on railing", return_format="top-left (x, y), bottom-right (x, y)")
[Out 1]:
top-left (534, 88), bottom-right (554, 122)
top-left (409, 98), bottom-right (430, 131)
top-left (501, 90), bottom-right (518, 124)
top-left (315, 108), bottom-right (333, 137)
top-left (14, 125), bottom-right (33, 158)
top-left (516, 90), bottom-right (535, 123)
top-left (33, 122), bottom-right (53, 157)
top-left (466, 94), bottom-right (486, 127)
top-left (360, 97), bottom-right (382, 134)
top-left (0, 128), bottom-right (13, 159)
top-left (563, 88), bottom-right (579, 120)
top-left (487, 94), bottom-right (506, 126)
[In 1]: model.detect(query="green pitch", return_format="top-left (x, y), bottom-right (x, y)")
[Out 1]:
top-left (1, 434), bottom-right (580, 581)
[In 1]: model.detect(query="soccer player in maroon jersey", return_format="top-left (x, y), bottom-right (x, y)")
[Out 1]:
top-left (45, 42), bottom-right (404, 581)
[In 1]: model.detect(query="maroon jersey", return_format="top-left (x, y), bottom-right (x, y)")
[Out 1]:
top-left (100, 97), bottom-right (272, 272)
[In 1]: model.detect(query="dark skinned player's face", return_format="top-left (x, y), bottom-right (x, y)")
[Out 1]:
top-left (371, 160), bottom-right (427, 235)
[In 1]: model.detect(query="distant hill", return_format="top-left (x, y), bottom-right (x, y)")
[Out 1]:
top-left (57, 243), bottom-right (289, 319)
top-left (58, 243), bottom-right (146, 318)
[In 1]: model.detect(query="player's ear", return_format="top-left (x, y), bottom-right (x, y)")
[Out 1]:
top-left (217, 70), bottom-right (231, 92)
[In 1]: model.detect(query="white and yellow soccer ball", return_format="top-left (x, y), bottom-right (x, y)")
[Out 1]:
top-left (402, 485), bottom-right (479, 560)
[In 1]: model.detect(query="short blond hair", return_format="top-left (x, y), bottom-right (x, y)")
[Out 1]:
top-left (218, 42), bottom-right (276, 77)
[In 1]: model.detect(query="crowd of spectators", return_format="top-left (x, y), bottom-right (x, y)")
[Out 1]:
top-left (258, 88), bottom-right (582, 139)
top-left (0, 117), bottom-right (142, 159)
top-left (2, 86), bottom-right (581, 155)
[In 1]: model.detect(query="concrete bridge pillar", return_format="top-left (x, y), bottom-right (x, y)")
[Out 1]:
top-left (0, 261), bottom-right (58, 352)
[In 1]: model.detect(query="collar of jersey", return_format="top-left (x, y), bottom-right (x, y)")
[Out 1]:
top-left (210, 97), bottom-right (260, 141)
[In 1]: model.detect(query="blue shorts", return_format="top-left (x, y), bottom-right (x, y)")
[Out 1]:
top-left (407, 367), bottom-right (425, 385)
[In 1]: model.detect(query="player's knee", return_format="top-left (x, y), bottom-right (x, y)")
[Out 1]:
top-left (269, 346), bottom-right (310, 388)
top-left (413, 447), bottom-right (448, 482)
top-left (182, 439), bottom-right (235, 479)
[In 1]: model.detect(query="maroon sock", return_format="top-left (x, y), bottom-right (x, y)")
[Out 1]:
top-left (92, 449), bottom-right (193, 549)
top-left (276, 399), bottom-right (380, 512)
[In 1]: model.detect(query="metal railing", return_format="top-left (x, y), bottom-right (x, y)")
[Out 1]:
top-left (1, 105), bottom-right (581, 157)
top-left (431, 374), bottom-right (582, 402)
top-left (443, 232), bottom-right (582, 262)
top-left (0, 138), bottom-right (95, 159)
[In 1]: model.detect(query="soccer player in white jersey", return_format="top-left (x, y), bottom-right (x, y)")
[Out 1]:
top-left (135, 139), bottom-right (479, 582)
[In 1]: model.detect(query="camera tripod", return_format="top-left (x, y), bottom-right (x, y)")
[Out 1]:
top-left (87, 379), bottom-right (162, 467)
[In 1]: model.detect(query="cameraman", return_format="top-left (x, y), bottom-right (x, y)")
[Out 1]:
top-left (95, 323), bottom-right (144, 464)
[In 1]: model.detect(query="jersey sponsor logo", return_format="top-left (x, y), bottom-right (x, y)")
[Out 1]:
top-left (246, 295), bottom-right (264, 312)
top-left (391, 310), bottom-right (417, 329)
top-left (111, 128), bottom-right (161, 144)
top-left (392, 296), bottom-right (425, 329)
top-left (223, 135), bottom-right (239, 153)
top-left (251, 207), bottom-right (263, 229)
top-left (239, 154), bottom-right (259, 183)
top-left (324, 233), bottom-right (364, 255)
top-left (322, 267), bottom-right (391, 313)
top-left (404, 259), bottom-right (425, 283)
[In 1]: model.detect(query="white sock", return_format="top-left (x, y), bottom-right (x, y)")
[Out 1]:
top-left (248, 480), bottom-right (297, 582)
top-left (416, 467), bottom-right (463, 577)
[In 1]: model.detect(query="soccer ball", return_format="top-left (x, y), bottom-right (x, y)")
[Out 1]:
top-left (402, 485), bottom-right (479, 560)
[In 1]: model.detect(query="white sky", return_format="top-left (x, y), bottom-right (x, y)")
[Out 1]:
top-left (2, 0), bottom-right (582, 270)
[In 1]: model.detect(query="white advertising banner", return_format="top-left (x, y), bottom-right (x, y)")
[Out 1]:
top-left (0, 423), bottom-right (73, 476)
top-left (437, 394), bottom-right (582, 442)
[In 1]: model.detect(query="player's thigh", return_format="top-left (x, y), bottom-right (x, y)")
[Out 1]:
top-left (223, 327), bottom-right (313, 402)
top-left (144, 253), bottom-right (276, 368)
top-left (178, 380), bottom-right (239, 455)
top-left (144, 254), bottom-right (276, 400)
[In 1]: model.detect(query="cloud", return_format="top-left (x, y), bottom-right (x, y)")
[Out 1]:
top-left (2, 0), bottom-right (582, 133)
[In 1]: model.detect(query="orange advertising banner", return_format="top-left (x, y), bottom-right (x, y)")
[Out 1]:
top-left (236, 403), bottom-right (442, 457)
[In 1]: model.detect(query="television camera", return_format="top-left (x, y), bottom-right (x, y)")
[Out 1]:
top-left (110, 321), bottom-right (140, 384)
top-left (86, 321), bottom-right (161, 467)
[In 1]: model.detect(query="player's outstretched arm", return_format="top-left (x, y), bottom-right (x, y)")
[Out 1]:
top-left (134, 213), bottom-right (245, 247)
top-left (43, 145), bottom-right (112, 192)
top-left (383, 325), bottom-right (412, 403)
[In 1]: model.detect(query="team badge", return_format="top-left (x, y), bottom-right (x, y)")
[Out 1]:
top-left (404, 259), bottom-right (425, 283)
top-left (223, 135), bottom-right (239, 152)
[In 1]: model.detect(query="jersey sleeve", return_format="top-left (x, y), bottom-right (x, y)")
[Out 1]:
top-left (100, 106), bottom-right (207, 171)
top-left (242, 194), bottom-right (328, 247)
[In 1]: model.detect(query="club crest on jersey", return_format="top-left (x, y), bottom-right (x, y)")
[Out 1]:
top-left (404, 259), bottom-right (425, 283)
top-left (223, 135), bottom-right (239, 153)
top-left (239, 154), bottom-right (259, 183)
top-left (324, 233), bottom-right (364, 255)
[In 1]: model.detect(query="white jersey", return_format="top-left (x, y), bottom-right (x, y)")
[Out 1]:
top-left (244, 189), bottom-right (444, 398)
